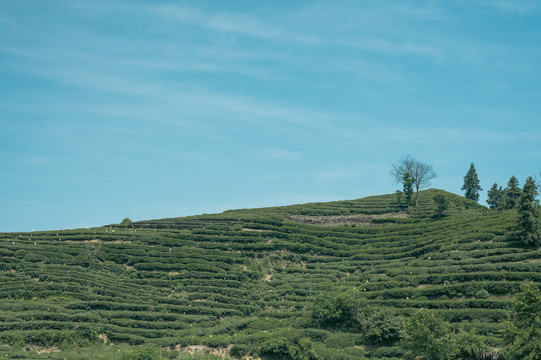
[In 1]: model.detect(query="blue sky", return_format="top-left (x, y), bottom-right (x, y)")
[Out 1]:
top-left (1, 0), bottom-right (541, 232)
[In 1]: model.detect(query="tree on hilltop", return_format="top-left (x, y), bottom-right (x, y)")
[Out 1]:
top-left (120, 217), bottom-right (133, 226)
top-left (461, 163), bottom-right (482, 202)
top-left (503, 176), bottom-right (521, 210)
top-left (518, 177), bottom-right (540, 247)
top-left (391, 155), bottom-right (436, 206)
top-left (403, 172), bottom-right (414, 206)
top-left (487, 183), bottom-right (503, 209)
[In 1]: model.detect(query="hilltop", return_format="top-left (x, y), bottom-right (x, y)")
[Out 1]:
top-left (0, 189), bottom-right (539, 359)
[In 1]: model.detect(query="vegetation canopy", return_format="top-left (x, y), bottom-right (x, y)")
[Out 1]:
top-left (518, 177), bottom-right (540, 247)
top-left (391, 155), bottom-right (436, 206)
top-left (503, 282), bottom-right (541, 360)
top-left (0, 189), bottom-right (539, 359)
top-left (461, 163), bottom-right (483, 202)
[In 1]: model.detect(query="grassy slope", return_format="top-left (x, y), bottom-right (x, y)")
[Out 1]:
top-left (0, 189), bottom-right (539, 359)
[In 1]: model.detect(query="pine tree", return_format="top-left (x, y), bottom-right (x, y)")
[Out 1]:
top-left (504, 176), bottom-right (521, 210)
top-left (487, 183), bottom-right (503, 209)
top-left (518, 176), bottom-right (540, 247)
top-left (461, 163), bottom-right (482, 201)
top-left (403, 172), bottom-right (414, 206)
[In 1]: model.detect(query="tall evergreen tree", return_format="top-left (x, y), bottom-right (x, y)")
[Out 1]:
top-left (487, 183), bottom-right (503, 209)
top-left (461, 163), bottom-right (482, 201)
top-left (403, 172), bottom-right (414, 206)
top-left (504, 176), bottom-right (521, 210)
top-left (518, 177), bottom-right (540, 247)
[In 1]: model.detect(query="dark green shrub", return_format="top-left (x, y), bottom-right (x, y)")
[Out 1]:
top-left (476, 289), bottom-right (490, 299)
top-left (312, 343), bottom-right (367, 360)
top-left (29, 330), bottom-right (77, 349)
top-left (4, 332), bottom-right (25, 347)
top-left (355, 307), bottom-right (403, 344)
top-left (400, 309), bottom-right (458, 360)
top-left (503, 282), bottom-right (541, 360)
top-left (118, 346), bottom-right (165, 360)
top-left (120, 218), bottom-right (133, 227)
top-left (324, 333), bottom-right (358, 348)
top-left (24, 253), bottom-right (44, 262)
top-left (257, 337), bottom-right (317, 360)
top-left (455, 330), bottom-right (496, 360)
top-left (230, 344), bottom-right (248, 358)
top-left (311, 290), bottom-right (362, 328)
top-left (301, 329), bottom-right (329, 342)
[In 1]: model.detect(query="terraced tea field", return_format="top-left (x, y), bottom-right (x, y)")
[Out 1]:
top-left (0, 189), bottom-right (539, 359)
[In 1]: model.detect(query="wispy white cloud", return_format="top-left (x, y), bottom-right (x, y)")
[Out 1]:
top-left (379, 124), bottom-right (541, 146)
top-left (0, 15), bottom-right (18, 28)
top-left (327, 57), bottom-right (404, 84)
top-left (318, 169), bottom-right (360, 180)
top-left (380, 127), bottom-right (432, 144)
top-left (4, 56), bottom-right (359, 143)
top-left (339, 36), bottom-right (444, 58)
top-left (22, 155), bottom-right (60, 165)
top-left (0, 198), bottom-right (57, 210)
top-left (153, 4), bottom-right (444, 59)
top-left (259, 148), bottom-right (303, 160)
top-left (0, 43), bottom-right (43, 61)
top-left (153, 5), bottom-right (317, 44)
top-left (173, 151), bottom-right (215, 164)
top-left (122, 57), bottom-right (288, 81)
top-left (477, 0), bottom-right (540, 15)
top-left (390, 2), bottom-right (445, 20)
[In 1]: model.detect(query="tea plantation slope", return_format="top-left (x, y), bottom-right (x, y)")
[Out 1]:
top-left (0, 189), bottom-right (538, 359)
top-left (133, 189), bottom-right (482, 229)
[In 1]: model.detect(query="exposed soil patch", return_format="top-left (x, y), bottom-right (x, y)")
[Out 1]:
top-left (26, 346), bottom-right (60, 354)
top-left (99, 333), bottom-right (109, 344)
top-left (263, 274), bottom-right (272, 282)
top-left (287, 212), bottom-right (408, 226)
top-left (171, 345), bottom-right (232, 357)
top-left (65, 239), bottom-right (132, 244)
top-left (242, 228), bottom-right (267, 232)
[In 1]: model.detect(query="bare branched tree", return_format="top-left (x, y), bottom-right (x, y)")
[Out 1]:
top-left (391, 155), bottom-right (436, 206)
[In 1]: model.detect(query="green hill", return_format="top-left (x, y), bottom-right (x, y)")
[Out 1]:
top-left (0, 189), bottom-right (539, 359)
